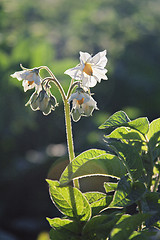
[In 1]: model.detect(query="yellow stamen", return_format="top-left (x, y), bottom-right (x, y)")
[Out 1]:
top-left (83, 63), bottom-right (93, 76)
top-left (28, 81), bottom-right (34, 86)
top-left (77, 98), bottom-right (84, 105)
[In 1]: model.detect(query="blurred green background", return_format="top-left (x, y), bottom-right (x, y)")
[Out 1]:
top-left (0, 0), bottom-right (160, 239)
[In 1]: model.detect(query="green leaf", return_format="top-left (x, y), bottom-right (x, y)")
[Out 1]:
top-left (105, 127), bottom-right (145, 142)
top-left (154, 220), bottom-right (160, 230)
top-left (129, 230), bottom-right (155, 240)
top-left (104, 182), bottom-right (118, 193)
top-left (99, 111), bottom-right (149, 135)
top-left (153, 143), bottom-right (160, 161)
top-left (84, 192), bottom-right (112, 216)
top-left (147, 118), bottom-right (160, 148)
top-left (49, 228), bottom-right (81, 240)
top-left (108, 176), bottom-right (146, 208)
top-left (141, 152), bottom-right (153, 184)
top-left (82, 213), bottom-right (122, 240)
top-left (141, 192), bottom-right (160, 227)
top-left (46, 180), bottom-right (91, 221)
top-left (59, 149), bottom-right (127, 186)
top-left (126, 117), bottom-right (149, 135)
top-left (99, 111), bottom-right (130, 129)
top-left (110, 213), bottom-right (150, 240)
top-left (46, 217), bottom-right (80, 234)
top-left (146, 118), bottom-right (160, 161)
top-left (105, 139), bottom-right (144, 180)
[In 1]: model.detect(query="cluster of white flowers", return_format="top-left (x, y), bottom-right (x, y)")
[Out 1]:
top-left (64, 50), bottom-right (108, 121)
top-left (11, 50), bottom-right (108, 120)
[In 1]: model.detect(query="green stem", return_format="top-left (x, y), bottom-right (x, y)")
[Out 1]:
top-left (42, 69), bottom-right (80, 189)
top-left (66, 80), bottom-right (81, 99)
top-left (64, 99), bottom-right (80, 189)
top-left (42, 76), bottom-right (66, 102)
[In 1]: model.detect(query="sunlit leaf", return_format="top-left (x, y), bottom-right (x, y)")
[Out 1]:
top-left (104, 182), bottom-right (118, 193)
top-left (84, 192), bottom-right (112, 216)
top-left (105, 127), bottom-right (145, 142)
top-left (99, 111), bottom-right (130, 129)
top-left (59, 149), bottom-right (127, 186)
top-left (110, 213), bottom-right (150, 240)
top-left (147, 118), bottom-right (160, 148)
top-left (104, 139), bottom-right (144, 180)
top-left (46, 217), bottom-right (80, 234)
top-left (82, 213), bottom-right (122, 240)
top-left (129, 230), bottom-right (155, 240)
top-left (99, 111), bottom-right (149, 135)
top-left (108, 176), bottom-right (146, 208)
top-left (46, 180), bottom-right (91, 221)
top-left (126, 118), bottom-right (149, 135)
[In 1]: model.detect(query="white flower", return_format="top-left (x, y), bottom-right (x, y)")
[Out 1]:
top-left (11, 67), bottom-right (41, 92)
top-left (68, 88), bottom-right (98, 122)
top-left (26, 89), bottom-right (58, 115)
top-left (64, 50), bottom-right (108, 88)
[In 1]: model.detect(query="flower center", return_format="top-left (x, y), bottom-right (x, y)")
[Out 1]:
top-left (77, 98), bottom-right (84, 105)
top-left (28, 81), bottom-right (34, 86)
top-left (83, 63), bottom-right (93, 76)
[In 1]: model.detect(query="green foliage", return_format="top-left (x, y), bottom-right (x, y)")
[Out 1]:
top-left (141, 192), bottom-right (160, 227)
top-left (82, 213), bottom-right (122, 240)
top-left (108, 176), bottom-right (146, 208)
top-left (84, 192), bottom-right (112, 216)
top-left (47, 111), bottom-right (160, 239)
top-left (2, 0), bottom-right (160, 238)
top-left (110, 213), bottom-right (150, 240)
top-left (47, 217), bottom-right (80, 234)
top-left (104, 182), bottom-right (118, 193)
top-left (59, 149), bottom-right (127, 186)
top-left (99, 111), bottom-right (149, 135)
top-left (47, 180), bottom-right (91, 221)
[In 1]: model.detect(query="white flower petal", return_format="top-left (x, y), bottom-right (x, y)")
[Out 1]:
top-left (79, 51), bottom-right (91, 64)
top-left (11, 71), bottom-right (24, 81)
top-left (68, 92), bottom-right (84, 102)
top-left (11, 68), bottom-right (41, 92)
top-left (91, 50), bottom-right (107, 68)
top-left (65, 50), bottom-right (108, 88)
top-left (82, 92), bottom-right (91, 103)
top-left (93, 67), bottom-right (108, 80)
top-left (32, 73), bottom-right (41, 85)
top-left (82, 75), bottom-right (97, 88)
top-left (82, 104), bottom-right (94, 117)
top-left (22, 80), bottom-right (35, 92)
top-left (72, 108), bottom-right (81, 122)
top-left (88, 96), bottom-right (98, 109)
top-left (64, 66), bottom-right (83, 80)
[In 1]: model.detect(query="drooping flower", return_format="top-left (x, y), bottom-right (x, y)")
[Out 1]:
top-left (64, 50), bottom-right (108, 88)
top-left (26, 88), bottom-right (58, 115)
top-left (68, 87), bottom-right (98, 122)
top-left (11, 65), bottom-right (41, 92)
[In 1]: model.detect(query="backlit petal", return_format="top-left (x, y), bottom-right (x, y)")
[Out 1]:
top-left (82, 75), bottom-right (97, 88)
top-left (79, 51), bottom-right (92, 64)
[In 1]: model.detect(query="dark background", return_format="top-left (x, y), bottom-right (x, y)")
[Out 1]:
top-left (0, 0), bottom-right (160, 239)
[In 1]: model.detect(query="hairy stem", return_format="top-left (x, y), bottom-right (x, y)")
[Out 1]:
top-left (67, 80), bottom-right (81, 99)
top-left (42, 70), bottom-right (79, 189)
top-left (64, 99), bottom-right (80, 189)
top-left (42, 76), bottom-right (66, 102)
